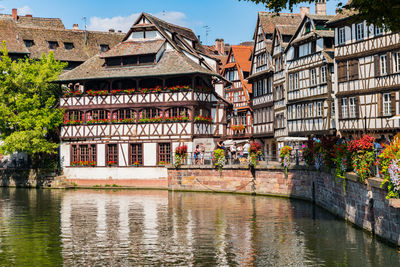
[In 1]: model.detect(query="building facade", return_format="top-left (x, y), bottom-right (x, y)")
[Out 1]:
top-left (57, 13), bottom-right (227, 182)
top-left (222, 45), bottom-right (253, 139)
top-left (248, 12), bottom-right (302, 159)
top-left (327, 8), bottom-right (400, 139)
top-left (285, 13), bottom-right (336, 138)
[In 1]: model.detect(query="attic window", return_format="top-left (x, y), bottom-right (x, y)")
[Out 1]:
top-left (282, 35), bottom-right (292, 43)
top-left (100, 44), bottom-right (110, 52)
top-left (48, 41), bottom-right (59, 50)
top-left (24, 40), bottom-right (34, 47)
top-left (305, 23), bottom-right (311, 34)
top-left (105, 57), bottom-right (121, 67)
top-left (64, 42), bottom-right (74, 50)
top-left (265, 33), bottom-right (273, 40)
top-left (230, 55), bottom-right (235, 63)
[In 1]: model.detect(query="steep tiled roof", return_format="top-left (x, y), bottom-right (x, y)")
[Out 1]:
top-left (0, 13), bottom-right (124, 61)
top-left (327, 9), bottom-right (358, 25)
top-left (102, 40), bottom-right (165, 58)
top-left (17, 26), bottom-right (124, 62)
top-left (0, 17), bottom-right (28, 54)
top-left (58, 50), bottom-right (218, 82)
top-left (258, 12), bottom-right (302, 35)
top-left (230, 46), bottom-right (252, 72)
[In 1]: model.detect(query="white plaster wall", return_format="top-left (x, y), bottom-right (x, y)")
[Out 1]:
top-left (214, 83), bottom-right (224, 98)
top-left (98, 144), bottom-right (106, 167)
top-left (143, 143), bottom-right (157, 166)
top-left (60, 142), bottom-right (70, 168)
top-left (64, 167), bottom-right (168, 180)
top-left (119, 143), bottom-right (129, 166)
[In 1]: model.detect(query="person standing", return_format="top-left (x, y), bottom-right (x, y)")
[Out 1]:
top-left (243, 141), bottom-right (250, 160)
top-left (230, 142), bottom-right (237, 161)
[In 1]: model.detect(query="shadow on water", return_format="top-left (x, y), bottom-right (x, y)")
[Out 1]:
top-left (0, 188), bottom-right (398, 266)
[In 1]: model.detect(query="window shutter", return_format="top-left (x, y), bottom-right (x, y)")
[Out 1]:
top-left (377, 93), bottom-right (383, 117)
top-left (338, 62), bottom-right (344, 82)
top-left (338, 98), bottom-right (343, 119)
top-left (374, 55), bottom-right (380, 77)
top-left (355, 96), bottom-right (360, 118)
top-left (387, 52), bottom-right (392, 75)
top-left (353, 59), bottom-right (359, 80)
top-left (343, 61), bottom-right (348, 81)
top-left (391, 91), bottom-right (396, 116)
top-left (348, 60), bottom-right (354, 80)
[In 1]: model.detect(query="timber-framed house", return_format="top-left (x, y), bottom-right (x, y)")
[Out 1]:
top-left (327, 6), bottom-right (400, 139)
top-left (222, 45), bottom-right (253, 139)
top-left (271, 24), bottom-right (300, 153)
top-left (248, 12), bottom-right (301, 159)
top-left (285, 9), bottom-right (336, 138)
top-left (56, 13), bottom-right (228, 181)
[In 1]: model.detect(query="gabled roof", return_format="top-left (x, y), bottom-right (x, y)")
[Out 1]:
top-left (256, 12), bottom-right (302, 38)
top-left (102, 39), bottom-right (165, 58)
top-left (285, 13), bottom-right (335, 52)
top-left (222, 45), bottom-right (253, 102)
top-left (58, 50), bottom-right (217, 82)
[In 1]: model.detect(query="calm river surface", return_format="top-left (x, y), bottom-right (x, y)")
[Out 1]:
top-left (0, 188), bottom-right (399, 266)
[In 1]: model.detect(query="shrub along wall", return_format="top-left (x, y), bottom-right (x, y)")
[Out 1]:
top-left (168, 165), bottom-right (400, 246)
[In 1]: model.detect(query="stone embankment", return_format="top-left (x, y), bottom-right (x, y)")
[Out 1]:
top-left (168, 164), bottom-right (400, 247)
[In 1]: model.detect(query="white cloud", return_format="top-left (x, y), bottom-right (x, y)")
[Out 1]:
top-left (87, 11), bottom-right (188, 33)
top-left (18, 5), bottom-right (33, 16)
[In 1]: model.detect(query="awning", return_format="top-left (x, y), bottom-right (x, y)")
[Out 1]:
top-left (223, 139), bottom-right (249, 146)
top-left (276, 137), bottom-right (308, 142)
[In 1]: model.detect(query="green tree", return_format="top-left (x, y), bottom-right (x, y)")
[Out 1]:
top-left (241, 0), bottom-right (400, 32)
top-left (0, 42), bottom-right (66, 167)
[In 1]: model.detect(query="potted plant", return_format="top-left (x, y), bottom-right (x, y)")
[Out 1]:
top-left (174, 145), bottom-right (188, 168)
top-left (249, 142), bottom-right (262, 168)
top-left (280, 146), bottom-right (292, 176)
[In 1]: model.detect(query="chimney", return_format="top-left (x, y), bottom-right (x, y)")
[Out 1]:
top-left (25, 14), bottom-right (32, 17)
top-left (315, 0), bottom-right (326, 15)
top-left (109, 28), bottom-right (115, 33)
top-left (12, 8), bottom-right (17, 21)
top-left (73, 24), bottom-right (79, 30)
top-left (300, 7), bottom-right (310, 18)
top-left (118, 30), bottom-right (122, 33)
top-left (215, 38), bottom-right (225, 55)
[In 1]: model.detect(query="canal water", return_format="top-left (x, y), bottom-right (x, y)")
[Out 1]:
top-left (0, 188), bottom-right (399, 266)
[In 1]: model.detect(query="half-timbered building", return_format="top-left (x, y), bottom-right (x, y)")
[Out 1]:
top-left (222, 45), bottom-right (253, 139)
top-left (327, 6), bottom-right (400, 139)
top-left (56, 13), bottom-right (227, 182)
top-left (285, 9), bottom-right (336, 139)
top-left (271, 24), bottom-right (300, 154)
top-left (248, 12), bottom-right (302, 159)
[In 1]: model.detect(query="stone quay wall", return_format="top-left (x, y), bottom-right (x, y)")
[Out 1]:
top-left (168, 165), bottom-right (400, 246)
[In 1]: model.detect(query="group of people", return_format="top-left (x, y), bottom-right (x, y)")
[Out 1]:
top-left (193, 144), bottom-right (206, 165)
top-left (215, 140), bottom-right (252, 163)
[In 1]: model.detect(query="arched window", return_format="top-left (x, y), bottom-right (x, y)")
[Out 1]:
top-left (114, 109), bottom-right (136, 120)
top-left (165, 107), bottom-right (189, 118)
top-left (140, 108), bottom-right (161, 119)
top-left (65, 110), bottom-right (83, 121)
top-left (87, 110), bottom-right (110, 121)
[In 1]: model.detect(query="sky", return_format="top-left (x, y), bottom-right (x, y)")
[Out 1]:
top-left (1, 0), bottom-right (342, 45)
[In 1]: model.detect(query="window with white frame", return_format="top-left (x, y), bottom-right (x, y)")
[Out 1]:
top-left (294, 73), bottom-right (299, 90)
top-left (234, 92), bottom-right (239, 103)
top-left (297, 105), bottom-right (301, 119)
top-left (320, 66), bottom-right (327, 83)
top-left (289, 74), bottom-right (294, 91)
top-left (383, 93), bottom-right (392, 116)
top-left (317, 102), bottom-right (323, 117)
top-left (380, 55), bottom-right (387, 75)
top-left (341, 98), bottom-right (348, 118)
top-left (374, 26), bottom-right (383, 36)
top-left (349, 97), bottom-right (356, 118)
top-left (288, 106), bottom-right (292, 119)
top-left (310, 68), bottom-right (317, 86)
top-left (338, 27), bottom-right (345, 45)
top-left (393, 52), bottom-right (400, 73)
top-left (356, 23), bottom-right (364, 41)
top-left (308, 103), bottom-right (313, 118)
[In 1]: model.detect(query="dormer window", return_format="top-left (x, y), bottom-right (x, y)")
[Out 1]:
top-left (48, 41), bottom-right (59, 50)
top-left (230, 55), bottom-right (235, 63)
top-left (105, 57), bottom-right (121, 67)
top-left (105, 54), bottom-right (156, 67)
top-left (24, 40), bottom-right (34, 47)
top-left (64, 42), bottom-right (74, 50)
top-left (305, 23), bottom-right (311, 34)
top-left (130, 30), bottom-right (158, 40)
top-left (356, 23), bottom-right (364, 41)
top-left (100, 44), bottom-right (110, 52)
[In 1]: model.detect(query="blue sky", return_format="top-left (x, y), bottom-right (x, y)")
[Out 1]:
top-left (2, 0), bottom-right (342, 45)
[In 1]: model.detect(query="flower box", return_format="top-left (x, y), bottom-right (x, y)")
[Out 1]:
top-left (194, 116), bottom-right (212, 123)
top-left (63, 120), bottom-right (83, 125)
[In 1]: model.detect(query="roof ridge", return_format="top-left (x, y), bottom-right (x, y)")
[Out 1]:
top-left (142, 12), bottom-right (194, 33)
top-left (259, 11), bottom-right (300, 17)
